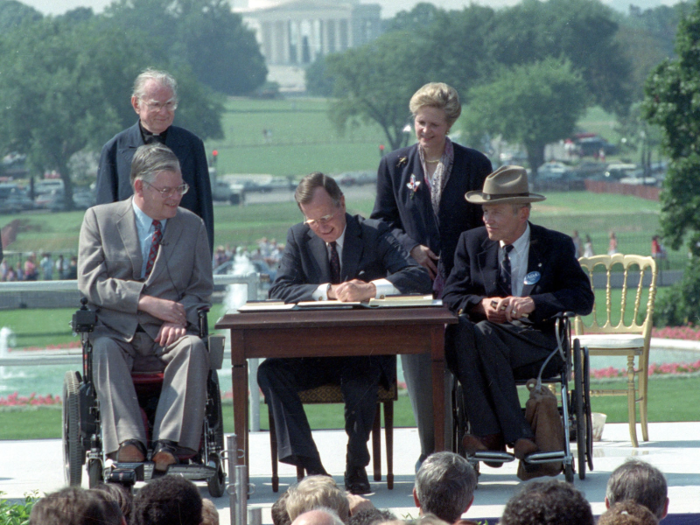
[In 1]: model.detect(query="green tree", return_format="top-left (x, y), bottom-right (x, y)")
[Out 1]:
top-left (0, 0), bottom-right (41, 32)
top-left (105, 0), bottom-right (267, 95)
top-left (463, 58), bottom-right (588, 183)
top-left (644, 0), bottom-right (700, 326)
top-left (487, 0), bottom-right (632, 115)
top-left (643, 0), bottom-right (700, 253)
top-left (325, 31), bottom-right (434, 151)
top-left (305, 55), bottom-right (334, 97)
top-left (0, 17), bottom-right (223, 210)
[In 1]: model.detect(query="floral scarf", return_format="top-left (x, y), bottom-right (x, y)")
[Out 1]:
top-left (418, 137), bottom-right (455, 216)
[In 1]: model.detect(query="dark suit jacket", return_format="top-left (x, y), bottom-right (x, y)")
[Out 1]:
top-left (96, 122), bottom-right (214, 252)
top-left (442, 223), bottom-right (594, 333)
top-left (270, 213), bottom-right (431, 386)
top-left (271, 214), bottom-right (432, 303)
top-left (370, 142), bottom-right (492, 279)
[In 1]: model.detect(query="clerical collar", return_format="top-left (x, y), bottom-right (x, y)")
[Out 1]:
top-left (139, 121), bottom-right (169, 144)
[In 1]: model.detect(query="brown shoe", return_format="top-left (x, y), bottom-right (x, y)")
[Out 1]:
top-left (513, 438), bottom-right (538, 460)
top-left (462, 433), bottom-right (489, 455)
top-left (152, 440), bottom-right (178, 472)
top-left (117, 440), bottom-right (146, 463)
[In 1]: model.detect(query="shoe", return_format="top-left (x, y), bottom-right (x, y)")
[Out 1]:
top-left (300, 456), bottom-right (329, 477)
top-left (152, 440), bottom-right (178, 472)
top-left (513, 438), bottom-right (538, 460)
top-left (462, 433), bottom-right (506, 468)
top-left (344, 466), bottom-right (371, 495)
top-left (116, 440), bottom-right (146, 463)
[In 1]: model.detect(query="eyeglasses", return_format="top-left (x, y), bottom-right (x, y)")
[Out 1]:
top-left (142, 99), bottom-right (178, 112)
top-left (144, 181), bottom-right (189, 198)
top-left (304, 208), bottom-right (341, 228)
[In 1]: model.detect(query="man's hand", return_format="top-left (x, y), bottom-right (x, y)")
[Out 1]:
top-left (155, 322), bottom-right (187, 348)
top-left (410, 244), bottom-right (439, 280)
top-left (138, 295), bottom-right (187, 325)
top-left (480, 296), bottom-right (535, 323)
top-left (329, 279), bottom-right (377, 302)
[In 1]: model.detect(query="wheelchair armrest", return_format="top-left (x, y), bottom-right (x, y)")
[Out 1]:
top-left (208, 335), bottom-right (225, 370)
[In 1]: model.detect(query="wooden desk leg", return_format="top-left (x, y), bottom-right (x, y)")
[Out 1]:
top-left (431, 327), bottom-right (445, 451)
top-left (232, 361), bottom-right (249, 467)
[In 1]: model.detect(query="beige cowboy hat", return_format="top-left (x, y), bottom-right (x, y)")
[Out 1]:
top-left (465, 165), bottom-right (546, 205)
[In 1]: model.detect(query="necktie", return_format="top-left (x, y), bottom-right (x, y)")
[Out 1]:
top-left (499, 244), bottom-right (514, 296)
top-left (145, 220), bottom-right (162, 278)
top-left (329, 241), bottom-right (341, 284)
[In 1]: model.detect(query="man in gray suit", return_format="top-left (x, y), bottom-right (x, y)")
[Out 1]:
top-left (258, 172), bottom-right (431, 494)
top-left (79, 143), bottom-right (212, 471)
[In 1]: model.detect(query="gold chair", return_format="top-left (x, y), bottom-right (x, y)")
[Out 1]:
top-left (267, 382), bottom-right (397, 492)
top-left (574, 254), bottom-right (658, 447)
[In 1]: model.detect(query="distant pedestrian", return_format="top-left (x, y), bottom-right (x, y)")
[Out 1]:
top-left (608, 231), bottom-right (618, 255)
top-left (24, 253), bottom-right (37, 281)
top-left (583, 235), bottom-right (594, 258)
top-left (40, 252), bottom-right (54, 280)
top-left (572, 230), bottom-right (583, 258)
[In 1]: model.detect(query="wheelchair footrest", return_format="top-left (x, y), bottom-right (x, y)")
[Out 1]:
top-left (469, 451), bottom-right (515, 464)
top-left (109, 461), bottom-right (218, 482)
top-left (524, 451), bottom-right (567, 464)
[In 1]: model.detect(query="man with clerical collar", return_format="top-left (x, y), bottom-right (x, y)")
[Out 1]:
top-left (442, 165), bottom-right (594, 462)
top-left (79, 143), bottom-right (212, 471)
top-left (96, 68), bottom-right (214, 252)
top-left (257, 172), bottom-right (431, 494)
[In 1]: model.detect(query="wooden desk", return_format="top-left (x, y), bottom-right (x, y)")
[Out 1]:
top-left (216, 306), bottom-right (458, 469)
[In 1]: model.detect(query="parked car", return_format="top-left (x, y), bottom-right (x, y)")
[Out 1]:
top-left (2, 189), bottom-right (35, 213)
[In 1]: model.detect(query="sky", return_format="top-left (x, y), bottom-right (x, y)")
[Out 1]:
top-left (17, 0), bottom-right (678, 18)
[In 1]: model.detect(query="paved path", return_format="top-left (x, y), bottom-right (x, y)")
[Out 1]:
top-left (2, 422), bottom-right (700, 524)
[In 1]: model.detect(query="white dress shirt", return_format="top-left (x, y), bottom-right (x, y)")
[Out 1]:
top-left (312, 227), bottom-right (398, 301)
top-left (499, 223), bottom-right (530, 297)
top-left (132, 198), bottom-right (168, 279)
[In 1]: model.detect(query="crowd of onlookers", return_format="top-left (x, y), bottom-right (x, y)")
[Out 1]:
top-left (0, 252), bottom-right (77, 282)
top-left (213, 238), bottom-right (284, 271)
top-left (28, 456), bottom-right (669, 525)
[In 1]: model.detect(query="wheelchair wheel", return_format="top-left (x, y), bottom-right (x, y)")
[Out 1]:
top-left (573, 339), bottom-right (587, 480)
top-left (63, 371), bottom-right (84, 486)
top-left (564, 461), bottom-right (574, 483)
top-left (88, 459), bottom-right (103, 488)
top-left (453, 383), bottom-right (469, 457)
top-left (207, 454), bottom-right (226, 498)
top-left (583, 345), bottom-right (594, 472)
top-left (207, 371), bottom-right (225, 453)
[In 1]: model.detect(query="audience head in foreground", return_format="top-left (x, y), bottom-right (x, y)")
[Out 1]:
top-left (413, 452), bottom-right (477, 524)
top-left (286, 476), bottom-right (351, 524)
top-left (599, 501), bottom-right (659, 525)
top-left (499, 479), bottom-right (594, 525)
top-left (132, 475), bottom-right (203, 525)
top-left (292, 508), bottom-right (346, 525)
top-left (606, 459), bottom-right (669, 520)
top-left (30, 487), bottom-right (124, 525)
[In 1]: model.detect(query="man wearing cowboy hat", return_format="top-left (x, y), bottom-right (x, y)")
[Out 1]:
top-left (442, 165), bottom-right (594, 461)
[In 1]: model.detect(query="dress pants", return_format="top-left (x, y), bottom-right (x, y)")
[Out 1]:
top-left (445, 316), bottom-right (560, 444)
top-left (257, 356), bottom-right (383, 468)
top-left (92, 332), bottom-right (209, 456)
top-left (401, 353), bottom-right (453, 464)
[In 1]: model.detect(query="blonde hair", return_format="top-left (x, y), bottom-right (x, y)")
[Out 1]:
top-left (286, 476), bottom-right (350, 524)
top-left (409, 83), bottom-right (461, 127)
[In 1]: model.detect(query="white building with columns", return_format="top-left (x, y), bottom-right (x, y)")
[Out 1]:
top-left (238, 0), bottom-right (382, 66)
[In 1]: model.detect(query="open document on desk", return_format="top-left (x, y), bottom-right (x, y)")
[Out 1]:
top-left (235, 295), bottom-right (441, 312)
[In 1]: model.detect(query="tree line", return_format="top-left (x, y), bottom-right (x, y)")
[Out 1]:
top-left (0, 0), bottom-right (267, 204)
top-left (307, 0), bottom-right (692, 180)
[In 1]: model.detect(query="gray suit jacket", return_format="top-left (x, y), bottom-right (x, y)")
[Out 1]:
top-left (78, 198), bottom-right (213, 342)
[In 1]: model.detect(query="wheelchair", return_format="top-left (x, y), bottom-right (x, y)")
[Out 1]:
top-left (452, 313), bottom-right (593, 483)
top-left (63, 298), bottom-right (227, 496)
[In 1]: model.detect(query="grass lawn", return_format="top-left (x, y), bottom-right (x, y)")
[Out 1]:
top-left (2, 376), bottom-right (698, 441)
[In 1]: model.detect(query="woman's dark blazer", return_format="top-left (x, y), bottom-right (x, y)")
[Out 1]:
top-left (370, 142), bottom-right (492, 279)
